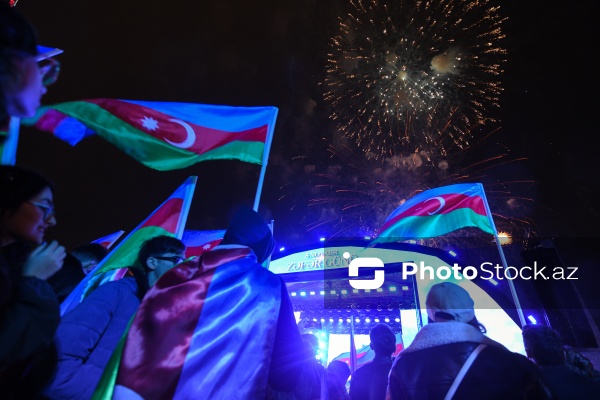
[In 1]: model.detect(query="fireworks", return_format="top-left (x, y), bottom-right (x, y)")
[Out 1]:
top-left (322, 0), bottom-right (507, 159)
top-left (300, 135), bottom-right (535, 249)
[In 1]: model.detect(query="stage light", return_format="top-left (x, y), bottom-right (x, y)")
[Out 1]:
top-left (401, 286), bottom-right (409, 291)
top-left (395, 318), bottom-right (400, 322)
top-left (291, 292), bottom-right (297, 296)
top-left (365, 318), bottom-right (371, 323)
top-left (300, 292), bottom-right (306, 296)
top-left (375, 318), bottom-right (380, 323)
top-left (320, 291), bottom-right (325, 295)
top-left (279, 247), bottom-right (285, 252)
top-left (389, 286), bottom-right (397, 292)
top-left (449, 250), bottom-right (457, 257)
top-left (355, 318), bottom-right (360, 323)
top-left (310, 291), bottom-right (316, 295)
top-left (527, 315), bottom-right (537, 324)
top-left (320, 237), bottom-right (326, 242)
top-left (489, 279), bottom-right (498, 286)
top-left (384, 318), bottom-right (390, 323)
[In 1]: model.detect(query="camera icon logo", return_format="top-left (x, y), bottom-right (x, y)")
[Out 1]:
top-left (345, 252), bottom-right (385, 290)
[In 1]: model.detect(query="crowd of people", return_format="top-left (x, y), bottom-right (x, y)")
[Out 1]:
top-left (3, 3), bottom-right (600, 400)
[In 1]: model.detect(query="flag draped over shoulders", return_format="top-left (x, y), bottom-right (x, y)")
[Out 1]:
top-left (22, 99), bottom-right (278, 170)
top-left (94, 246), bottom-right (300, 400)
top-left (374, 183), bottom-right (495, 242)
top-left (60, 176), bottom-right (197, 316)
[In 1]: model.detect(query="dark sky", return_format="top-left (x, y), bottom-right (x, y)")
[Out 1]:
top-left (13, 0), bottom-right (600, 251)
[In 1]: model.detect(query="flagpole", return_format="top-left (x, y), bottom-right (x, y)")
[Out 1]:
top-left (253, 107), bottom-right (278, 212)
top-left (478, 183), bottom-right (526, 327)
top-left (175, 176), bottom-right (197, 239)
top-left (349, 316), bottom-right (357, 373)
top-left (1, 117), bottom-right (20, 165)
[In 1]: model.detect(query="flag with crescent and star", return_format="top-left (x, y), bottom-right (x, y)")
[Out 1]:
top-left (60, 176), bottom-right (197, 316)
top-left (372, 183), bottom-right (495, 243)
top-left (22, 99), bottom-right (278, 170)
top-left (181, 229), bottom-right (225, 258)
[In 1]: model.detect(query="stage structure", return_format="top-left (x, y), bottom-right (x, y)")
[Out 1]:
top-left (269, 239), bottom-right (525, 364)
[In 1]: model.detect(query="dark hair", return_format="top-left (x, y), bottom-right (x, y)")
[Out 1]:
top-left (220, 206), bottom-right (274, 264)
top-left (370, 323), bottom-right (397, 356)
top-left (522, 323), bottom-right (564, 366)
top-left (327, 360), bottom-right (351, 380)
top-left (70, 242), bottom-right (109, 264)
top-left (137, 235), bottom-right (185, 271)
top-left (0, 2), bottom-right (39, 127)
top-left (0, 165), bottom-right (53, 217)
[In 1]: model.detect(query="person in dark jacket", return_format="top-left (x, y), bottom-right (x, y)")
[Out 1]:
top-left (387, 282), bottom-right (553, 400)
top-left (522, 323), bottom-right (600, 400)
top-left (0, 165), bottom-right (66, 399)
top-left (350, 323), bottom-right (396, 400)
top-left (106, 206), bottom-right (304, 400)
top-left (42, 235), bottom-right (185, 400)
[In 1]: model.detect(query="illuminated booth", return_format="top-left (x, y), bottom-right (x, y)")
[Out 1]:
top-left (268, 239), bottom-right (525, 365)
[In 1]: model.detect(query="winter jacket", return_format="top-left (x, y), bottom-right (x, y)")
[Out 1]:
top-left (350, 355), bottom-right (393, 400)
top-left (42, 276), bottom-right (141, 400)
top-left (387, 321), bottom-right (553, 400)
top-left (0, 242), bottom-right (60, 399)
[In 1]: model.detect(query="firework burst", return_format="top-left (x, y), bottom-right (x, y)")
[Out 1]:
top-left (301, 134), bottom-right (535, 250)
top-left (322, 0), bottom-right (507, 159)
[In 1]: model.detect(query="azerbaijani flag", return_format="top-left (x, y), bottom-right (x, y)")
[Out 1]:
top-left (91, 230), bottom-right (125, 249)
top-left (181, 229), bottom-right (225, 258)
top-left (22, 99), bottom-right (278, 170)
top-left (93, 247), bottom-right (297, 399)
top-left (60, 176), bottom-right (197, 316)
top-left (333, 333), bottom-right (403, 369)
top-left (373, 183), bottom-right (495, 242)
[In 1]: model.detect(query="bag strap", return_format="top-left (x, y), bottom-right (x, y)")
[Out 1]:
top-left (443, 344), bottom-right (487, 400)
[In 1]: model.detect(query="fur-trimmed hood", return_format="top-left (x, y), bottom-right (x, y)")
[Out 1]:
top-left (402, 321), bottom-right (506, 354)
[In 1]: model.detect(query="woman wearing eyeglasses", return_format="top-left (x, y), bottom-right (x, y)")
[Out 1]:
top-left (0, 165), bottom-right (66, 399)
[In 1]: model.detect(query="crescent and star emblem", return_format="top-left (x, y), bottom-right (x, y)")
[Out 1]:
top-left (164, 119), bottom-right (196, 149)
top-left (424, 196), bottom-right (445, 215)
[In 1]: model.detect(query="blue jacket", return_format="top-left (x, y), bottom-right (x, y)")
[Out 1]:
top-left (43, 277), bottom-right (140, 400)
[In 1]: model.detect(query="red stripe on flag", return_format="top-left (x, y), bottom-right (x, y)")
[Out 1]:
top-left (116, 260), bottom-right (216, 400)
top-left (88, 99), bottom-right (267, 154)
top-left (380, 194), bottom-right (486, 232)
top-left (139, 198), bottom-right (183, 233)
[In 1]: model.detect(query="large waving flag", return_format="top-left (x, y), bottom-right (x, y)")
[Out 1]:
top-left (22, 99), bottom-right (278, 171)
top-left (181, 229), bottom-right (225, 258)
top-left (373, 183), bottom-right (495, 242)
top-left (333, 333), bottom-right (403, 369)
top-left (60, 176), bottom-right (197, 316)
top-left (92, 230), bottom-right (125, 249)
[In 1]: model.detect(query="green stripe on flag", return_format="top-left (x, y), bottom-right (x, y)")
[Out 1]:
top-left (94, 226), bottom-right (173, 275)
top-left (91, 315), bottom-right (134, 400)
top-left (375, 207), bottom-right (494, 241)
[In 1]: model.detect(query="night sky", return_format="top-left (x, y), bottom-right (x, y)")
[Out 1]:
top-left (12, 0), bottom-right (600, 252)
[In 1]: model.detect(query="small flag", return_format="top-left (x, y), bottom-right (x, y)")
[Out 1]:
top-left (23, 99), bottom-right (278, 171)
top-left (373, 183), bottom-right (495, 242)
top-left (60, 176), bottom-right (197, 315)
top-left (92, 230), bottom-right (125, 249)
top-left (181, 229), bottom-right (225, 258)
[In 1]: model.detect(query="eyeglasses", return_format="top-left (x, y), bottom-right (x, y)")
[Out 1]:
top-left (28, 201), bottom-right (55, 220)
top-left (153, 256), bottom-right (184, 264)
top-left (38, 57), bottom-right (61, 86)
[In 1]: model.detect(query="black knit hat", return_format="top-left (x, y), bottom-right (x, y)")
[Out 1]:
top-left (221, 206), bottom-right (275, 264)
